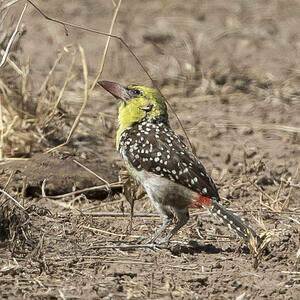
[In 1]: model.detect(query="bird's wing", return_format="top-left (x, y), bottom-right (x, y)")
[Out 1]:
top-left (119, 121), bottom-right (219, 200)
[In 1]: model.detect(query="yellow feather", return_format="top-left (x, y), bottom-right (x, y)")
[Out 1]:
top-left (116, 85), bottom-right (168, 149)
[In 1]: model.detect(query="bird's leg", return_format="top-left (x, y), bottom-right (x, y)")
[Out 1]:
top-left (147, 214), bottom-right (173, 244)
top-left (133, 214), bottom-right (173, 244)
top-left (160, 208), bottom-right (189, 245)
top-left (143, 198), bottom-right (174, 244)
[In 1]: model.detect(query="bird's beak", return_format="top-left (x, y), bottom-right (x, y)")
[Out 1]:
top-left (98, 80), bottom-right (130, 102)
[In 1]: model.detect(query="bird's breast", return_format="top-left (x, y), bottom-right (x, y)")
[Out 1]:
top-left (125, 167), bottom-right (195, 209)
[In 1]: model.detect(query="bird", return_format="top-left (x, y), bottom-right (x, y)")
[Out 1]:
top-left (98, 80), bottom-right (262, 246)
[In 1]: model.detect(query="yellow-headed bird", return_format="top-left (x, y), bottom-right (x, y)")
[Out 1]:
top-left (98, 80), bottom-right (261, 246)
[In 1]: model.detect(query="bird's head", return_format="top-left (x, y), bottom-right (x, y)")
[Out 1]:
top-left (98, 80), bottom-right (168, 146)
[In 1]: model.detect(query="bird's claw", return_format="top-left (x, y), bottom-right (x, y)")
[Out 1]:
top-left (146, 237), bottom-right (170, 246)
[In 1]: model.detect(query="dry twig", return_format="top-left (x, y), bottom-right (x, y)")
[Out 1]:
top-left (25, 0), bottom-right (194, 151)
top-left (0, 188), bottom-right (25, 211)
top-left (42, 52), bottom-right (76, 126)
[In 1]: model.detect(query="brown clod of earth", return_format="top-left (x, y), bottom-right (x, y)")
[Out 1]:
top-left (2, 152), bottom-right (119, 197)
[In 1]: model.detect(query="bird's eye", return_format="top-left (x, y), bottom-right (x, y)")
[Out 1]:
top-left (131, 89), bottom-right (142, 97)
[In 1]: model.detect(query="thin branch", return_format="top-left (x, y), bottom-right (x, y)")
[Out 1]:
top-left (25, 0), bottom-right (194, 151)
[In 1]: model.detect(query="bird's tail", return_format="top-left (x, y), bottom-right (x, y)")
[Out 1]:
top-left (191, 194), bottom-right (262, 245)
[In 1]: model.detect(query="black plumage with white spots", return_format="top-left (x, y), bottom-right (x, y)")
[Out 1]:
top-left (118, 117), bottom-right (220, 201)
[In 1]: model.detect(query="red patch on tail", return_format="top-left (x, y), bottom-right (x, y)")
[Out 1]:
top-left (190, 194), bottom-right (212, 209)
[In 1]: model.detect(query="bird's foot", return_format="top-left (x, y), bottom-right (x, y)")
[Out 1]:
top-left (146, 236), bottom-right (170, 246)
top-left (131, 234), bottom-right (172, 246)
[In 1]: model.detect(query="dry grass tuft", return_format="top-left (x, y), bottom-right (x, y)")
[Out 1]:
top-left (0, 3), bottom-right (31, 159)
top-left (248, 229), bottom-right (275, 269)
top-left (0, 179), bottom-right (35, 255)
top-left (0, 4), bottom-right (67, 159)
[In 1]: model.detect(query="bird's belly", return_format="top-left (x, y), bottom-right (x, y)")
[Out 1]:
top-left (130, 168), bottom-right (194, 209)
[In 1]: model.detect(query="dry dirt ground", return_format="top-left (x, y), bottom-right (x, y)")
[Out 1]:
top-left (1, 0), bottom-right (300, 299)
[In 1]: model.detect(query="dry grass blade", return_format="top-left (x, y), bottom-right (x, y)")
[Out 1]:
top-left (274, 175), bottom-right (285, 202)
top-left (21, 60), bottom-right (29, 105)
top-left (282, 167), bottom-right (299, 210)
top-left (46, 45), bottom-right (89, 152)
top-left (0, 49), bottom-right (23, 75)
top-left (2, 115), bottom-right (17, 138)
top-left (38, 52), bottom-right (63, 95)
top-left (248, 166), bottom-right (298, 213)
top-left (42, 51), bottom-right (76, 126)
top-left (297, 248), bottom-right (300, 271)
top-left (90, 0), bottom-right (122, 91)
top-left (0, 3), bottom-right (27, 67)
top-left (248, 177), bottom-right (295, 212)
top-left (0, 171), bottom-right (14, 205)
top-left (0, 79), bottom-right (16, 119)
top-left (0, 188), bottom-right (25, 211)
top-left (249, 180), bottom-right (275, 203)
top-left (1, 0), bottom-right (22, 10)
top-left (65, 45), bottom-right (88, 142)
